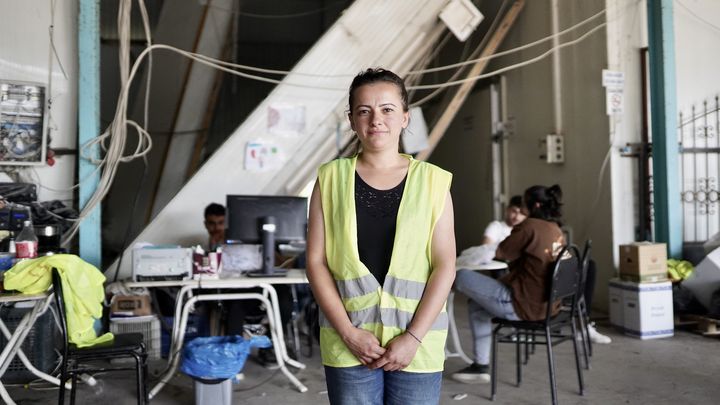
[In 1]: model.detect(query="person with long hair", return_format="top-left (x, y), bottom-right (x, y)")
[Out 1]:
top-left (306, 68), bottom-right (456, 404)
top-left (451, 184), bottom-right (565, 384)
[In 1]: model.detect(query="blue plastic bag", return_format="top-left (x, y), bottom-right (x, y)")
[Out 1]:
top-left (180, 335), bottom-right (272, 380)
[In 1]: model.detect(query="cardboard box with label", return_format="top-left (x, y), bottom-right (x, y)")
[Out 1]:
top-left (111, 295), bottom-right (152, 317)
top-left (608, 278), bottom-right (674, 339)
top-left (619, 242), bottom-right (668, 282)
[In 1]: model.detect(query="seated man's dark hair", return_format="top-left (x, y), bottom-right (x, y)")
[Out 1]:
top-left (508, 195), bottom-right (523, 208)
top-left (204, 203), bottom-right (225, 218)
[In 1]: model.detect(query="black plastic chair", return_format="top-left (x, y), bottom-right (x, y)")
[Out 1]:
top-left (491, 245), bottom-right (584, 405)
top-left (52, 269), bottom-right (148, 405)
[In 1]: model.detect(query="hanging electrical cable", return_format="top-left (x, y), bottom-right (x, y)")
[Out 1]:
top-left (60, 2), bottom-right (611, 245)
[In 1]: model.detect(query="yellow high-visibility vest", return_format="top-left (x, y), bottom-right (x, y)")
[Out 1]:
top-left (317, 154), bottom-right (452, 372)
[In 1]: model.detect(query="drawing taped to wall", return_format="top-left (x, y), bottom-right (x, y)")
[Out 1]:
top-left (244, 140), bottom-right (284, 172)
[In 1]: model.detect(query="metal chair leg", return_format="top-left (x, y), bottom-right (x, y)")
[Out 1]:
top-left (69, 373), bottom-right (78, 405)
top-left (491, 325), bottom-right (500, 401)
top-left (132, 352), bottom-right (143, 405)
top-left (58, 363), bottom-right (68, 405)
top-left (579, 299), bottom-right (593, 358)
top-left (142, 353), bottom-right (149, 404)
top-left (531, 330), bottom-right (537, 355)
top-left (571, 321), bottom-right (585, 396)
top-left (544, 327), bottom-right (558, 405)
top-left (576, 308), bottom-right (591, 370)
top-left (516, 332), bottom-right (522, 387)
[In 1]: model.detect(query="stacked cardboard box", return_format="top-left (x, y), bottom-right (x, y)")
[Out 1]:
top-left (609, 242), bottom-right (674, 339)
top-left (619, 243), bottom-right (668, 282)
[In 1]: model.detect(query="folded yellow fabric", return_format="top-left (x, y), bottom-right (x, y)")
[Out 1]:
top-left (4, 254), bottom-right (114, 347)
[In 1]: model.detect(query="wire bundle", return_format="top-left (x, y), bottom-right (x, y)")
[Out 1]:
top-left (62, 0), bottom-right (609, 245)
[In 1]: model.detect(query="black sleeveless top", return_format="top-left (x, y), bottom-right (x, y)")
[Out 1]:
top-left (355, 172), bottom-right (406, 285)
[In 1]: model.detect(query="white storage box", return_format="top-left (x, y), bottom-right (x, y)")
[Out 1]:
top-left (608, 278), bottom-right (673, 339)
top-left (109, 316), bottom-right (161, 359)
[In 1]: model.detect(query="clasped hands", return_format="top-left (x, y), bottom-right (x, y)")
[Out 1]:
top-left (342, 327), bottom-right (420, 371)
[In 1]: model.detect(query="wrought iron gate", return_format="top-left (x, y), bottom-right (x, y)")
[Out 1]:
top-left (680, 96), bottom-right (720, 243)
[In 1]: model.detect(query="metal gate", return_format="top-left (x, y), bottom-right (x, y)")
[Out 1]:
top-left (680, 96), bottom-right (720, 243)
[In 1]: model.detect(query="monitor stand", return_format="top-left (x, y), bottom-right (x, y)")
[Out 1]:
top-left (246, 216), bottom-right (287, 278)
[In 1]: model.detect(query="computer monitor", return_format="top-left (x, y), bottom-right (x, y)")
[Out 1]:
top-left (226, 195), bottom-right (308, 276)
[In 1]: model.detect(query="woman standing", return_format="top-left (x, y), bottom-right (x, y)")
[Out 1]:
top-left (451, 185), bottom-right (565, 384)
top-left (306, 68), bottom-right (456, 405)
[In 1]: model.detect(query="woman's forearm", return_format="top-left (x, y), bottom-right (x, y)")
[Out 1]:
top-left (307, 262), bottom-right (355, 337)
top-left (406, 264), bottom-right (455, 338)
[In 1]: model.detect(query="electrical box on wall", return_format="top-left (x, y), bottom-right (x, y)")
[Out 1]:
top-left (541, 134), bottom-right (564, 164)
top-left (0, 81), bottom-right (48, 165)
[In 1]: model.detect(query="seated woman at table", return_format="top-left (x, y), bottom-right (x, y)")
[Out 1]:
top-left (451, 184), bottom-right (565, 384)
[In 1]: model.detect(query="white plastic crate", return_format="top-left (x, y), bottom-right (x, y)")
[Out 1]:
top-left (109, 316), bottom-right (161, 360)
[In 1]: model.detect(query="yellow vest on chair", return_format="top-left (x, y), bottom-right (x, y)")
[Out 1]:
top-left (317, 154), bottom-right (452, 372)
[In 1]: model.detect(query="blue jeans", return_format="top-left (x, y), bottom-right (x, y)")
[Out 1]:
top-left (324, 365), bottom-right (442, 405)
top-left (454, 270), bottom-right (520, 364)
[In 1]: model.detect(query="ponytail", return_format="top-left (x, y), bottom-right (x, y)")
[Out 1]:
top-left (524, 184), bottom-right (563, 225)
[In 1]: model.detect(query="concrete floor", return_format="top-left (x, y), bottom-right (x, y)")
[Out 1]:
top-left (6, 297), bottom-right (720, 404)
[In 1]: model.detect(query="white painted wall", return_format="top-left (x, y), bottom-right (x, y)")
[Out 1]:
top-left (674, 0), bottom-right (720, 116)
top-left (605, 0), bottom-right (646, 311)
top-left (0, 0), bottom-right (76, 204)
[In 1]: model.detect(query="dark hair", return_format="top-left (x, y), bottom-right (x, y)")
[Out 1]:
top-left (204, 203), bottom-right (225, 218)
top-left (508, 195), bottom-right (523, 208)
top-left (348, 68), bottom-right (409, 112)
top-left (524, 184), bottom-right (563, 225)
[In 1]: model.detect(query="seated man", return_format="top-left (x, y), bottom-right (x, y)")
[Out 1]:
top-left (456, 196), bottom-right (525, 271)
top-left (203, 202), bottom-right (225, 251)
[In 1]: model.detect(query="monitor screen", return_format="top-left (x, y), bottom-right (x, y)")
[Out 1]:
top-left (226, 195), bottom-right (308, 244)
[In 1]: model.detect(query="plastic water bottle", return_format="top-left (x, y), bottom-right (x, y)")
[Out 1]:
top-left (15, 220), bottom-right (38, 260)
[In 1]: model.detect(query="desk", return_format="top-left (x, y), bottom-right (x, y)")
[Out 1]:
top-left (446, 260), bottom-right (509, 364)
top-left (0, 291), bottom-right (60, 405)
top-left (124, 269), bottom-right (309, 398)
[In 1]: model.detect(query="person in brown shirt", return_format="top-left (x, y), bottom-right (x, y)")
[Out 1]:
top-left (451, 185), bottom-right (564, 384)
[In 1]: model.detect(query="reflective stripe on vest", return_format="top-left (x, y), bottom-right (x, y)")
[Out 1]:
top-left (334, 275), bottom-right (424, 300)
top-left (335, 274), bottom-right (378, 299)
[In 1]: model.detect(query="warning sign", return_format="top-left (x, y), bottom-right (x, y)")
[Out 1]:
top-left (606, 88), bottom-right (624, 115)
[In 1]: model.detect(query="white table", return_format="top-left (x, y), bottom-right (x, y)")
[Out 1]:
top-left (0, 291), bottom-right (63, 405)
top-left (446, 260), bottom-right (509, 364)
top-left (123, 269), bottom-right (310, 398)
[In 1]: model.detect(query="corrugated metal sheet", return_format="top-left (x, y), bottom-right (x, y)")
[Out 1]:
top-left (112, 0), bottom-right (450, 277)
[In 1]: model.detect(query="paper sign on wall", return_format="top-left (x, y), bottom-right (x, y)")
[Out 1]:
top-left (267, 103), bottom-right (305, 136)
top-left (606, 87), bottom-right (624, 115)
top-left (244, 141), bottom-right (283, 171)
top-left (602, 69), bottom-right (624, 88)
